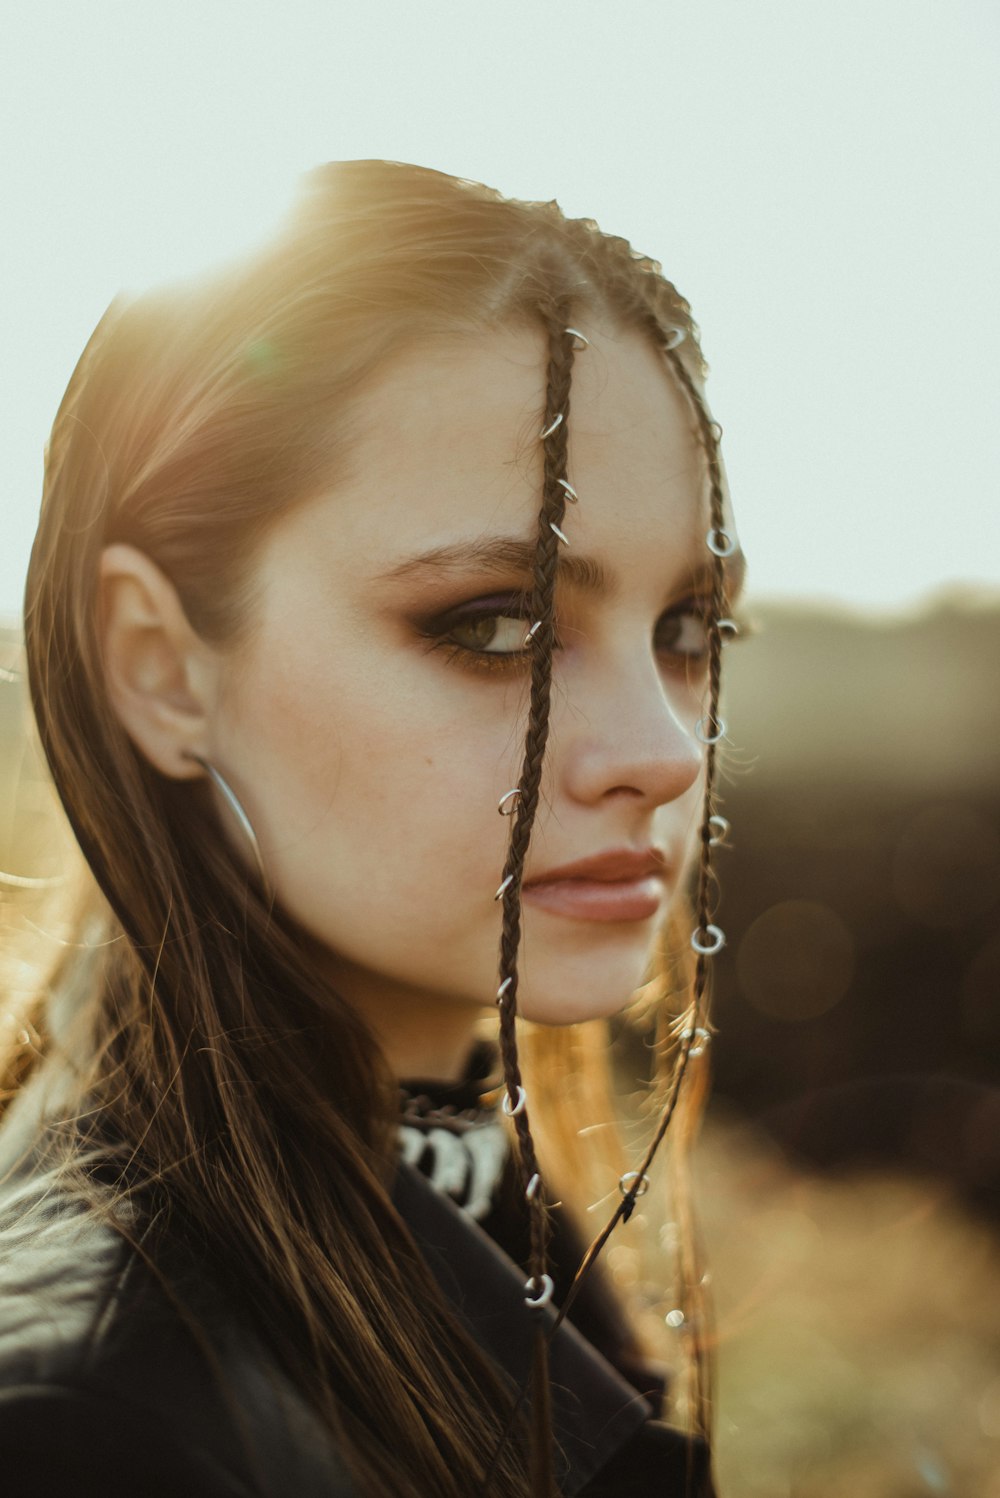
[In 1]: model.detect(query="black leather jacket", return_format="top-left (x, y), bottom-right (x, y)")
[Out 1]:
top-left (0, 1076), bottom-right (713, 1496)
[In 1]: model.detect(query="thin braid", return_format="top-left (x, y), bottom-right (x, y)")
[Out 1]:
top-left (491, 305), bottom-right (575, 1497)
top-left (495, 309), bottom-right (574, 1219)
top-left (662, 329), bottom-right (730, 1030)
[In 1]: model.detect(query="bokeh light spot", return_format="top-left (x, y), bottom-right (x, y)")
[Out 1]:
top-left (736, 900), bottom-right (855, 1022)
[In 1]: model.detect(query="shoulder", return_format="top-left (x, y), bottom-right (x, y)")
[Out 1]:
top-left (0, 1145), bottom-right (252, 1494)
top-left (0, 1092), bottom-right (360, 1498)
top-left (0, 1100), bottom-right (132, 1393)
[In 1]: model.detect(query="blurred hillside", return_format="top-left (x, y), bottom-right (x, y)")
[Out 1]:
top-left (720, 590), bottom-right (1000, 793)
top-left (707, 591), bottom-right (1000, 1220)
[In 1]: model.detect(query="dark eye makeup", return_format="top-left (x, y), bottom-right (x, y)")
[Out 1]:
top-left (415, 588), bottom-right (751, 678)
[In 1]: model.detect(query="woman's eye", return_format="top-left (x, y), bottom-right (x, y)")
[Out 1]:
top-left (422, 592), bottom-right (749, 677)
top-left (415, 594), bottom-right (533, 673)
top-left (448, 612), bottom-right (528, 655)
top-left (655, 605), bottom-right (711, 660)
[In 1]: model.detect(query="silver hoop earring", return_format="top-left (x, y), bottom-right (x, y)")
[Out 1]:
top-left (185, 753), bottom-right (271, 899)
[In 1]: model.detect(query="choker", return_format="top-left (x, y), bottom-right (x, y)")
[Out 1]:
top-left (397, 1041), bottom-right (509, 1221)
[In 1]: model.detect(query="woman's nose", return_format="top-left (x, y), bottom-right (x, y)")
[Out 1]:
top-left (558, 656), bottom-right (705, 810)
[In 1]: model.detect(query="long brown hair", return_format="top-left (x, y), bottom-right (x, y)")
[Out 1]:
top-left (4, 161), bottom-right (730, 1496)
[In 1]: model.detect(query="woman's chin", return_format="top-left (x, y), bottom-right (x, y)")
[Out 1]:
top-left (509, 941), bottom-right (654, 1026)
top-left (514, 973), bottom-right (650, 1028)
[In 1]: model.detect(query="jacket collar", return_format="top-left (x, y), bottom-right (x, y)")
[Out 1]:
top-left (391, 1160), bottom-right (651, 1495)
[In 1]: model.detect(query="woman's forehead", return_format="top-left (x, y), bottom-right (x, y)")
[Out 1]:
top-left (351, 320), bottom-right (693, 453)
top-left (299, 323), bottom-right (707, 557)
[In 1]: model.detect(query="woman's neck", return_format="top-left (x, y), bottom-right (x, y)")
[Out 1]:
top-left (374, 1002), bottom-right (484, 1083)
top-left (312, 948), bottom-right (489, 1082)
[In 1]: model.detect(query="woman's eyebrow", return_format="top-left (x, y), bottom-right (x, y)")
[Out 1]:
top-left (375, 536), bottom-right (609, 593)
top-left (375, 534), bottom-right (747, 600)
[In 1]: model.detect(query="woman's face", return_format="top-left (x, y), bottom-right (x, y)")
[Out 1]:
top-left (206, 320), bottom-right (743, 1072)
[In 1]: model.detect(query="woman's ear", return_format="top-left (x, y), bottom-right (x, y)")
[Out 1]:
top-left (97, 543), bottom-right (219, 780)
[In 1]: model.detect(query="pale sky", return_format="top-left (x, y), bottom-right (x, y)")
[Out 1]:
top-left (2, 0), bottom-right (998, 622)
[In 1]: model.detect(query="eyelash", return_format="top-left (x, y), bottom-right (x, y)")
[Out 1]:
top-left (419, 592), bottom-right (753, 677)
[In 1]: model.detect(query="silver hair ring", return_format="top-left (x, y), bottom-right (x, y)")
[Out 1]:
top-left (557, 478), bottom-right (579, 503)
top-left (497, 788), bottom-right (522, 816)
top-left (664, 326), bottom-right (686, 350)
top-left (549, 521), bottom-right (570, 545)
top-left (496, 977), bottom-right (513, 1005)
top-left (524, 1273), bottom-right (555, 1309)
top-left (717, 618), bottom-right (740, 639)
top-left (564, 327), bottom-right (590, 349)
top-left (494, 874), bottom-right (515, 901)
top-left (502, 1085), bottom-right (527, 1118)
top-left (681, 1027), bottom-right (712, 1057)
top-left (525, 1173), bottom-right (541, 1201)
top-left (709, 421), bottom-right (723, 442)
top-left (706, 527), bottom-right (737, 558)
top-left (708, 815), bottom-right (730, 846)
top-left (691, 925), bottom-right (726, 956)
top-left (523, 620), bottom-right (543, 645)
top-left (619, 1171), bottom-right (650, 1199)
top-left (540, 412), bottom-right (564, 440)
top-left (185, 752), bottom-right (270, 897)
top-left (695, 715), bottom-right (727, 745)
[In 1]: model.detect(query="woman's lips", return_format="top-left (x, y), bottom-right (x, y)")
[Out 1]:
top-left (521, 874), bottom-right (665, 923)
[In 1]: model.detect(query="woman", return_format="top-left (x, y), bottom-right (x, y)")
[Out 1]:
top-left (0, 160), bottom-right (746, 1495)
